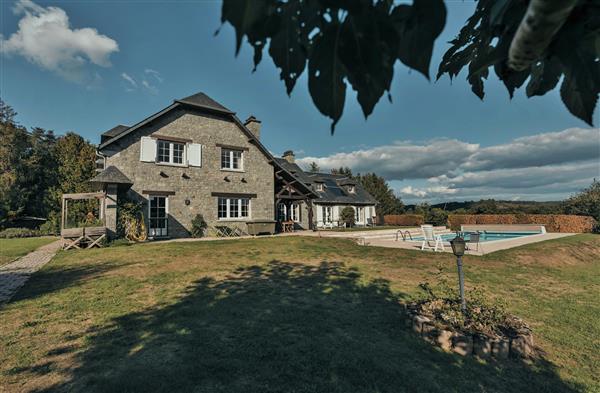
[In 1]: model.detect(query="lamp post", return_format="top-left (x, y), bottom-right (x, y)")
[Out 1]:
top-left (449, 235), bottom-right (467, 313)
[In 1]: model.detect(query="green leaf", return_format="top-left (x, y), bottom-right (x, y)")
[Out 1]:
top-left (268, 3), bottom-right (310, 95)
top-left (308, 24), bottom-right (347, 133)
top-left (338, 10), bottom-right (395, 118)
top-left (526, 57), bottom-right (563, 97)
top-left (221, 0), bottom-right (270, 55)
top-left (392, 0), bottom-right (446, 79)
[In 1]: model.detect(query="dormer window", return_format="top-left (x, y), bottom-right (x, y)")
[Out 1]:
top-left (315, 183), bottom-right (324, 192)
top-left (347, 185), bottom-right (356, 194)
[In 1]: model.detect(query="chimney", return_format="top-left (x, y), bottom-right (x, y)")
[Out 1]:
top-left (244, 116), bottom-right (261, 139)
top-left (282, 150), bottom-right (295, 163)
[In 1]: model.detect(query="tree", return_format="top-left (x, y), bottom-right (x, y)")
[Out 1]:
top-left (355, 173), bottom-right (403, 216)
top-left (563, 179), bottom-right (600, 224)
top-left (219, 0), bottom-right (598, 131)
top-left (331, 166), bottom-right (353, 176)
top-left (340, 206), bottom-right (356, 227)
top-left (308, 161), bottom-right (320, 173)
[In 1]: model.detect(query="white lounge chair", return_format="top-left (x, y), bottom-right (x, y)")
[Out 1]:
top-left (420, 225), bottom-right (445, 252)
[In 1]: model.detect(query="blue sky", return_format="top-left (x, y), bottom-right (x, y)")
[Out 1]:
top-left (1, 0), bottom-right (599, 203)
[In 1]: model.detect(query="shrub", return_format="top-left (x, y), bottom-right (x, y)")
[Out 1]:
top-left (0, 227), bottom-right (41, 238)
top-left (383, 214), bottom-right (424, 226)
top-left (414, 265), bottom-right (529, 337)
top-left (39, 212), bottom-right (60, 235)
top-left (340, 206), bottom-right (356, 227)
top-left (117, 200), bottom-right (147, 241)
top-left (426, 208), bottom-right (448, 226)
top-left (191, 214), bottom-right (208, 237)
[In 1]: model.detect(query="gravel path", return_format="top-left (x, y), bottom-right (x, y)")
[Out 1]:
top-left (0, 240), bottom-right (62, 304)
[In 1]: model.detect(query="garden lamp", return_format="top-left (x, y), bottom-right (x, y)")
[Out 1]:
top-left (449, 235), bottom-right (467, 313)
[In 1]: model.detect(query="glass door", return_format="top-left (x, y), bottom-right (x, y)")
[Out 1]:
top-left (149, 195), bottom-right (168, 237)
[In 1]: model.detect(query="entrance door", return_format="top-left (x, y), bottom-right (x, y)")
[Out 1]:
top-left (149, 195), bottom-right (168, 237)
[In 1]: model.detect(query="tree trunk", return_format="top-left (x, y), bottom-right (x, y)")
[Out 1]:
top-left (508, 0), bottom-right (577, 71)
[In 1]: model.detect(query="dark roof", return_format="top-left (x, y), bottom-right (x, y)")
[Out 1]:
top-left (96, 92), bottom-right (314, 198)
top-left (175, 92), bottom-right (234, 114)
top-left (275, 160), bottom-right (376, 205)
top-left (89, 166), bottom-right (133, 185)
top-left (100, 125), bottom-right (129, 144)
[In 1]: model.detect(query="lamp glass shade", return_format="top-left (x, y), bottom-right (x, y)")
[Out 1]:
top-left (450, 236), bottom-right (466, 256)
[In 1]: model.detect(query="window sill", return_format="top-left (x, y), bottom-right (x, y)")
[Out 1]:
top-left (220, 168), bottom-right (245, 173)
top-left (217, 218), bottom-right (251, 222)
top-left (155, 162), bottom-right (189, 168)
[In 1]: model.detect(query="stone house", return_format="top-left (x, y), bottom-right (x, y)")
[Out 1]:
top-left (91, 92), bottom-right (375, 238)
top-left (275, 152), bottom-right (377, 229)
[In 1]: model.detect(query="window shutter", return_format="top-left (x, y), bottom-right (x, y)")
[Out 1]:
top-left (140, 137), bottom-right (157, 162)
top-left (188, 143), bottom-right (202, 167)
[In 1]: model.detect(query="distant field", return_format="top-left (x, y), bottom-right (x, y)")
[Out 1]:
top-left (0, 234), bottom-right (598, 392)
top-left (0, 237), bottom-right (57, 266)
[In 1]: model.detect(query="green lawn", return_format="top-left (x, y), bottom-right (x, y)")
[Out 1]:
top-left (0, 235), bottom-right (598, 392)
top-left (0, 237), bottom-right (57, 266)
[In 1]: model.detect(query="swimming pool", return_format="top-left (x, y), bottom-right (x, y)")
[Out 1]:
top-left (413, 231), bottom-right (540, 243)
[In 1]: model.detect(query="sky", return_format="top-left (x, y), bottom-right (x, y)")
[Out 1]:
top-left (1, 0), bottom-right (599, 204)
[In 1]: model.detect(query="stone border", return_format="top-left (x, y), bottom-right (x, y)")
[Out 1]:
top-left (405, 311), bottom-right (535, 359)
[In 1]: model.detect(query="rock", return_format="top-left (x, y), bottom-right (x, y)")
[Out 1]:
top-left (412, 315), bottom-right (430, 335)
top-left (473, 335), bottom-right (492, 358)
top-left (436, 330), bottom-right (454, 351)
top-left (491, 338), bottom-right (510, 359)
top-left (421, 322), bottom-right (435, 337)
top-left (510, 333), bottom-right (534, 358)
top-left (452, 334), bottom-right (473, 356)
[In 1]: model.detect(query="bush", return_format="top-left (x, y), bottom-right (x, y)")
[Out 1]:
top-left (426, 208), bottom-right (448, 226)
top-left (39, 212), bottom-right (60, 235)
top-left (383, 214), bottom-right (424, 226)
top-left (340, 206), bottom-right (356, 227)
top-left (191, 214), bottom-right (208, 237)
top-left (0, 227), bottom-right (41, 238)
top-left (414, 265), bottom-right (529, 337)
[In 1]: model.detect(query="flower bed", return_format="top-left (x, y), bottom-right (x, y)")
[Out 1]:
top-left (405, 273), bottom-right (536, 359)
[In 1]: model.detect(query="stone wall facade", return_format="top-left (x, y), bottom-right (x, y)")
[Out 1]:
top-left (101, 107), bottom-right (274, 238)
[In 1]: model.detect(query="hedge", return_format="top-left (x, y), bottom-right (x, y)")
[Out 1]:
top-left (384, 214), bottom-right (424, 226)
top-left (448, 214), bottom-right (597, 233)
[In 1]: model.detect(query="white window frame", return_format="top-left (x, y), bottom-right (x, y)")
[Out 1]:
top-left (322, 206), bottom-right (333, 223)
top-left (148, 195), bottom-right (168, 237)
top-left (217, 197), bottom-right (251, 220)
top-left (220, 148), bottom-right (244, 171)
top-left (315, 183), bottom-right (323, 191)
top-left (347, 185), bottom-right (356, 194)
top-left (156, 139), bottom-right (187, 166)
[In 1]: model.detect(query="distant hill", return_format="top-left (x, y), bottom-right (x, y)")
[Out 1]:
top-left (405, 200), bottom-right (564, 215)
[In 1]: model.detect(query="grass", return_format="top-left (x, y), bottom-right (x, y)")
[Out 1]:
top-left (0, 237), bottom-right (57, 266)
top-left (0, 234), bottom-right (598, 392)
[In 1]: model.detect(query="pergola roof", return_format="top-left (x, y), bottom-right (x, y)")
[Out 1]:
top-left (89, 166), bottom-right (133, 185)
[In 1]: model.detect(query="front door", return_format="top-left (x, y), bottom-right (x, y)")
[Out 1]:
top-left (149, 195), bottom-right (168, 237)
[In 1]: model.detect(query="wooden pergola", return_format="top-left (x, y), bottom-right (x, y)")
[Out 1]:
top-left (274, 168), bottom-right (316, 231)
top-left (61, 192), bottom-right (107, 250)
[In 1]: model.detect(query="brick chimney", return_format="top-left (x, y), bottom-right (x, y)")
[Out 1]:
top-left (282, 150), bottom-right (295, 163)
top-left (244, 116), bottom-right (261, 139)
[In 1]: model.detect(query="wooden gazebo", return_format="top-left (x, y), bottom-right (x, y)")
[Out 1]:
top-left (61, 192), bottom-right (107, 250)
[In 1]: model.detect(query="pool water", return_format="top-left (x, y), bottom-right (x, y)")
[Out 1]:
top-left (413, 231), bottom-right (539, 243)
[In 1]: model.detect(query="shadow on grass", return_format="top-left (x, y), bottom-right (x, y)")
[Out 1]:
top-left (35, 260), bottom-right (578, 392)
top-left (6, 263), bottom-right (115, 305)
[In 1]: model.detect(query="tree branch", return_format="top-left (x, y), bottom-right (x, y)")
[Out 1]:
top-left (508, 0), bottom-right (577, 71)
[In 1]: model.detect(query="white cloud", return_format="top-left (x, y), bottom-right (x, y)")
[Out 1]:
top-left (145, 68), bottom-right (163, 83)
top-left (296, 127), bottom-right (600, 203)
top-left (142, 79), bottom-right (158, 94)
top-left (1, 0), bottom-right (118, 81)
top-left (121, 72), bottom-right (137, 89)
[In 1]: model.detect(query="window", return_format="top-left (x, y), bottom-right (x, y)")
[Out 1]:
top-left (277, 203), bottom-right (300, 222)
top-left (347, 185), bottom-right (356, 193)
top-left (148, 195), bottom-right (168, 237)
top-left (315, 183), bottom-right (323, 191)
top-left (218, 197), bottom-right (250, 219)
top-left (157, 140), bottom-right (185, 165)
top-left (221, 148), bottom-right (243, 170)
top-left (322, 206), bottom-right (332, 223)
